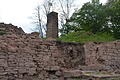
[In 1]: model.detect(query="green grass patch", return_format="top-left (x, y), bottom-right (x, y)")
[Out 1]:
top-left (58, 32), bottom-right (116, 43)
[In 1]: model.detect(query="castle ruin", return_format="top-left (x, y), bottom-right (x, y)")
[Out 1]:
top-left (0, 13), bottom-right (120, 80)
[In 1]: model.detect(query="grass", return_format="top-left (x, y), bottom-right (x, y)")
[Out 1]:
top-left (58, 31), bottom-right (116, 43)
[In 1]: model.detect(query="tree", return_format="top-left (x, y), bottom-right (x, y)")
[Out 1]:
top-left (60, 0), bottom-right (120, 39)
top-left (42, 0), bottom-right (54, 18)
top-left (31, 0), bottom-right (55, 37)
top-left (31, 5), bottom-right (44, 38)
top-left (58, 0), bottom-right (75, 20)
top-left (78, 1), bottom-right (108, 33)
top-left (61, 0), bottom-right (108, 34)
top-left (31, 0), bottom-right (78, 36)
top-left (41, 0), bottom-right (56, 35)
top-left (58, 0), bottom-right (78, 34)
top-left (106, 0), bottom-right (120, 39)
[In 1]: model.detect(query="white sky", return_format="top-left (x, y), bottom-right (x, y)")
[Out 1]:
top-left (0, 0), bottom-right (107, 33)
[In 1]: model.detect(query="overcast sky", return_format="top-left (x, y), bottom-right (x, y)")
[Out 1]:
top-left (0, 0), bottom-right (107, 33)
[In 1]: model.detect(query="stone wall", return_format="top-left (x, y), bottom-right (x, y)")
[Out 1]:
top-left (0, 34), bottom-right (120, 79)
top-left (0, 23), bottom-right (120, 79)
top-left (57, 42), bottom-right (85, 68)
top-left (0, 23), bottom-right (24, 34)
top-left (0, 34), bottom-right (85, 80)
top-left (84, 41), bottom-right (120, 71)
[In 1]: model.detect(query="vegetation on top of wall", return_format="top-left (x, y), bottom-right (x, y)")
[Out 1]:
top-left (0, 31), bottom-right (7, 35)
top-left (58, 31), bottom-right (116, 43)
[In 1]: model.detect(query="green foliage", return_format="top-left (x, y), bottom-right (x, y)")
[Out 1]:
top-left (60, 0), bottom-right (120, 39)
top-left (78, 2), bottom-right (108, 33)
top-left (58, 32), bottom-right (116, 43)
top-left (0, 31), bottom-right (7, 35)
top-left (60, 0), bottom-right (108, 34)
top-left (106, 0), bottom-right (120, 39)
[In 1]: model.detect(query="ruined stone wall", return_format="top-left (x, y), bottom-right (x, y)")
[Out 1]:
top-left (0, 34), bottom-right (84, 80)
top-left (0, 23), bottom-right (120, 79)
top-left (84, 41), bottom-right (120, 71)
top-left (0, 33), bottom-right (120, 79)
top-left (57, 42), bottom-right (85, 68)
top-left (0, 23), bottom-right (24, 34)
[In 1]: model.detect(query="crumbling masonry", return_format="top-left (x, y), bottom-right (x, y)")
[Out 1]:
top-left (0, 23), bottom-right (120, 80)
